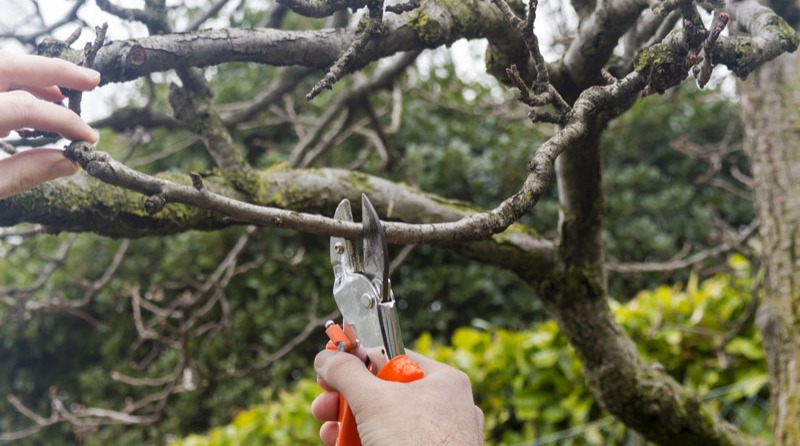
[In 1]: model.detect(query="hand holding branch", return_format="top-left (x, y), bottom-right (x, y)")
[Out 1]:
top-left (0, 52), bottom-right (100, 199)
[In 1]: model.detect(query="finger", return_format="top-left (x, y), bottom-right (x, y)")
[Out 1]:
top-left (404, 350), bottom-right (476, 398)
top-left (0, 52), bottom-right (100, 92)
top-left (317, 374), bottom-right (334, 392)
top-left (310, 390), bottom-right (340, 421)
top-left (319, 421), bottom-right (338, 446)
top-left (25, 85), bottom-right (65, 102)
top-left (404, 350), bottom-right (453, 375)
top-left (0, 91), bottom-right (98, 142)
top-left (314, 350), bottom-right (382, 410)
top-left (0, 149), bottom-right (78, 199)
top-left (475, 406), bottom-right (485, 433)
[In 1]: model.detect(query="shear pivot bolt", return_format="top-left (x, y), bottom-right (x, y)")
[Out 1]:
top-left (361, 293), bottom-right (375, 309)
top-left (334, 242), bottom-right (344, 255)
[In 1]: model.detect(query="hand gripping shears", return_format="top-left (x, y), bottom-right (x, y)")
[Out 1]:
top-left (324, 194), bottom-right (424, 446)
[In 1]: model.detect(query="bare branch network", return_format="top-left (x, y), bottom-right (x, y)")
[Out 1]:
top-left (0, 0), bottom-right (797, 443)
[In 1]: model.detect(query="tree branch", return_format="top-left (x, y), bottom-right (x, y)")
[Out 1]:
top-left (716, 0), bottom-right (799, 78)
top-left (607, 220), bottom-right (758, 273)
top-left (41, 73), bottom-right (642, 247)
top-left (169, 68), bottom-right (254, 178)
top-left (87, 0), bottom-right (509, 85)
top-left (276, 0), bottom-right (369, 18)
top-left (307, 0), bottom-right (388, 100)
top-left (0, 0), bottom-right (86, 45)
top-left (96, 0), bottom-right (170, 34)
top-left (0, 153), bottom-right (555, 278)
top-left (561, 0), bottom-right (649, 92)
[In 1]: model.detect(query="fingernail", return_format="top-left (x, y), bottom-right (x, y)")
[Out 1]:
top-left (84, 68), bottom-right (101, 83)
top-left (52, 157), bottom-right (79, 177)
top-left (87, 129), bottom-right (100, 144)
top-left (315, 350), bottom-right (334, 370)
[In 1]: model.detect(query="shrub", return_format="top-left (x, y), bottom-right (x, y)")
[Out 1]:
top-left (172, 256), bottom-right (768, 445)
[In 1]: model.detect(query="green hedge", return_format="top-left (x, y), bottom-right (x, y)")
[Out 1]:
top-left (172, 256), bottom-right (768, 445)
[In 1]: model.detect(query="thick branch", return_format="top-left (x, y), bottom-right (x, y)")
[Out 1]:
top-left (0, 159), bottom-right (554, 279)
top-left (89, 0), bottom-right (509, 85)
top-left (37, 72), bottom-right (641, 249)
top-left (717, 0), bottom-right (799, 78)
top-left (169, 68), bottom-right (253, 175)
top-left (561, 0), bottom-right (649, 91)
top-left (555, 124), bottom-right (607, 278)
top-left (634, 0), bottom-right (797, 93)
top-left (276, 0), bottom-right (369, 18)
top-left (537, 270), bottom-right (748, 445)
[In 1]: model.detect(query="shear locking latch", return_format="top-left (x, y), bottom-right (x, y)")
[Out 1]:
top-left (324, 321), bottom-right (358, 352)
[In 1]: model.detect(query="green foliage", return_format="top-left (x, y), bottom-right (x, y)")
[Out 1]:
top-left (0, 231), bottom-right (536, 444)
top-left (603, 86), bottom-right (753, 298)
top-left (398, 55), bottom-right (558, 229)
top-left (170, 380), bottom-right (321, 446)
top-left (173, 257), bottom-right (768, 445)
top-left (0, 228), bottom-right (336, 445)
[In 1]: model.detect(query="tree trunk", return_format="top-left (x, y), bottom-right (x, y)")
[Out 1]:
top-left (740, 51), bottom-right (800, 445)
top-left (538, 122), bottom-right (747, 445)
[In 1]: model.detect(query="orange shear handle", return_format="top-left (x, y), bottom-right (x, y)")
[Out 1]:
top-left (330, 351), bottom-right (424, 446)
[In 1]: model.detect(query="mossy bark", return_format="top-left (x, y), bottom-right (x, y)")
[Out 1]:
top-left (523, 105), bottom-right (748, 444)
top-left (739, 50), bottom-right (800, 446)
top-left (0, 167), bottom-right (553, 280)
top-left (535, 270), bottom-right (748, 445)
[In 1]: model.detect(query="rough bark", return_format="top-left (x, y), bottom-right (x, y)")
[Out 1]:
top-left (0, 167), bottom-right (554, 279)
top-left (538, 272), bottom-right (747, 445)
top-left (740, 51), bottom-right (800, 446)
top-left (561, 0), bottom-right (648, 90)
top-left (537, 105), bottom-right (746, 444)
top-left (83, 0), bottom-right (511, 85)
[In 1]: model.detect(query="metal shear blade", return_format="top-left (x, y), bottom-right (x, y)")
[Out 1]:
top-left (330, 194), bottom-right (405, 367)
top-left (362, 196), bottom-right (389, 301)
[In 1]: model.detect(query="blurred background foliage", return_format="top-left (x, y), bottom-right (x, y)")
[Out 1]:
top-left (170, 256), bottom-right (768, 445)
top-left (1, 6), bottom-right (755, 441)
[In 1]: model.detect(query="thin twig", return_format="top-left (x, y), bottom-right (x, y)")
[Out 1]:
top-left (307, 0), bottom-right (387, 100)
top-left (607, 220), bottom-right (758, 273)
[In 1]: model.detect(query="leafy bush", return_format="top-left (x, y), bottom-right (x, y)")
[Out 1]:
top-left (170, 380), bottom-right (321, 446)
top-left (171, 256), bottom-right (768, 445)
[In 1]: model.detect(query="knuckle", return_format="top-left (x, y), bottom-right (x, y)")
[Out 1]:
top-left (7, 90), bottom-right (37, 122)
top-left (0, 51), bottom-right (11, 81)
top-left (4, 170), bottom-right (30, 197)
top-left (451, 369), bottom-right (473, 391)
top-left (315, 351), bottom-right (351, 379)
top-left (475, 406), bottom-right (485, 423)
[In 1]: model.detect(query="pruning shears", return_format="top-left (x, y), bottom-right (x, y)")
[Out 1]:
top-left (324, 194), bottom-right (424, 446)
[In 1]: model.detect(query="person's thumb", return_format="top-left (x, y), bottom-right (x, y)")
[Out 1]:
top-left (315, 350), bottom-right (383, 412)
top-left (0, 149), bottom-right (78, 199)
